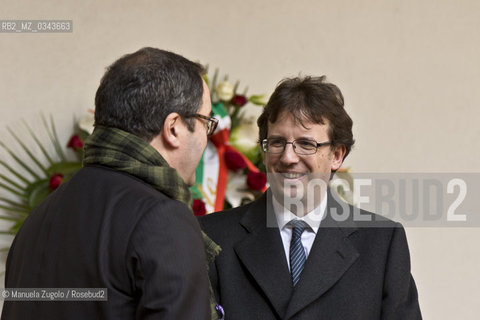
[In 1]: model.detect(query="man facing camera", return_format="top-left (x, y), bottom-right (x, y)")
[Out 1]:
top-left (2, 48), bottom-right (221, 319)
top-left (200, 76), bottom-right (422, 319)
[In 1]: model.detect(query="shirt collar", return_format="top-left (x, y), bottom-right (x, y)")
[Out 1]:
top-left (272, 192), bottom-right (327, 234)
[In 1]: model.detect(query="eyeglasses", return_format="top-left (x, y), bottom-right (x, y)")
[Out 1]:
top-left (185, 113), bottom-right (219, 136)
top-left (262, 138), bottom-right (331, 155)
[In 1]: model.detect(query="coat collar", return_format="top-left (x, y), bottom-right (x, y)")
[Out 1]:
top-left (234, 190), bottom-right (293, 318)
top-left (235, 189), bottom-right (360, 319)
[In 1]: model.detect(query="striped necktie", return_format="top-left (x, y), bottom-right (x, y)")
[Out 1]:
top-left (289, 219), bottom-right (310, 286)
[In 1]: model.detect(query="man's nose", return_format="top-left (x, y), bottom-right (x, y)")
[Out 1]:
top-left (280, 143), bottom-right (300, 164)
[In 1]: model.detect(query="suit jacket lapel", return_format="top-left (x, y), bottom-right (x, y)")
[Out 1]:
top-left (285, 192), bottom-right (360, 319)
top-left (234, 192), bottom-right (293, 319)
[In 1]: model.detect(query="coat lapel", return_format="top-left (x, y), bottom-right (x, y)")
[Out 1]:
top-left (284, 193), bottom-right (360, 319)
top-left (234, 192), bottom-right (293, 319)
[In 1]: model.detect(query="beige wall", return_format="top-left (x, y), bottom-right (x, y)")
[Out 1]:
top-left (1, 0), bottom-right (479, 318)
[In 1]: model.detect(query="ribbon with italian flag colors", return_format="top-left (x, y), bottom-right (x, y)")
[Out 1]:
top-left (191, 102), bottom-right (265, 214)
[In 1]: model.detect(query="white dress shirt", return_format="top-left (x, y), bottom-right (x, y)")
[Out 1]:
top-left (273, 193), bottom-right (328, 271)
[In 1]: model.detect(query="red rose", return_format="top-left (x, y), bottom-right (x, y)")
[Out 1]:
top-left (247, 171), bottom-right (267, 191)
top-left (225, 150), bottom-right (247, 172)
top-left (49, 173), bottom-right (64, 191)
top-left (231, 94), bottom-right (247, 107)
top-left (67, 134), bottom-right (84, 151)
top-left (193, 199), bottom-right (207, 216)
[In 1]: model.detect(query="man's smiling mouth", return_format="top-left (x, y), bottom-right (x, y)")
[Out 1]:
top-left (279, 172), bottom-right (306, 179)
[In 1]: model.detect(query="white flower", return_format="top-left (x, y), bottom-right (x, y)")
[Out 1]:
top-left (78, 113), bottom-right (95, 134)
top-left (215, 81), bottom-right (234, 101)
top-left (329, 171), bottom-right (354, 205)
top-left (225, 171), bottom-right (255, 208)
top-left (229, 116), bottom-right (259, 153)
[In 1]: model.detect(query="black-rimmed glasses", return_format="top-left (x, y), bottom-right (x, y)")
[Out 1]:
top-left (185, 114), bottom-right (219, 136)
top-left (262, 138), bottom-right (331, 155)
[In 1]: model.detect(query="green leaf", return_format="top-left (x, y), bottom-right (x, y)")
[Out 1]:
top-left (22, 119), bottom-right (54, 165)
top-left (0, 231), bottom-right (16, 236)
top-left (245, 147), bottom-right (264, 168)
top-left (233, 80), bottom-right (240, 94)
top-left (0, 182), bottom-right (27, 198)
top-left (0, 197), bottom-right (29, 210)
top-left (0, 205), bottom-right (29, 216)
top-left (230, 108), bottom-right (245, 132)
top-left (248, 94), bottom-right (268, 106)
top-left (0, 215), bottom-right (23, 222)
top-left (210, 69), bottom-right (219, 98)
top-left (202, 72), bottom-right (210, 88)
top-left (9, 220), bottom-right (26, 234)
top-left (41, 113), bottom-right (66, 161)
top-left (7, 127), bottom-right (48, 175)
top-left (50, 114), bottom-right (66, 161)
top-left (0, 173), bottom-right (26, 194)
top-left (0, 141), bottom-right (42, 180)
top-left (47, 162), bottom-right (82, 176)
top-left (78, 130), bottom-right (90, 142)
top-left (25, 179), bottom-right (50, 208)
top-left (0, 160), bottom-right (31, 185)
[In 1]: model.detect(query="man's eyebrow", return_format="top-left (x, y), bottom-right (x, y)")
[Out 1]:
top-left (267, 134), bottom-right (316, 140)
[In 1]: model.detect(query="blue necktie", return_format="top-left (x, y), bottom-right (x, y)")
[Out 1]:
top-left (289, 219), bottom-right (310, 286)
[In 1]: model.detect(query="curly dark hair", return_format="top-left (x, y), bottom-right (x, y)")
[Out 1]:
top-left (257, 75), bottom-right (354, 160)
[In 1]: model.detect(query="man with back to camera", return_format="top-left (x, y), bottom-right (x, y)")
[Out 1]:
top-left (2, 47), bottom-right (223, 319)
top-left (200, 76), bottom-right (422, 319)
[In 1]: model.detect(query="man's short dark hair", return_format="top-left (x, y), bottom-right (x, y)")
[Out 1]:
top-left (257, 75), bottom-right (355, 160)
top-left (94, 47), bottom-right (206, 141)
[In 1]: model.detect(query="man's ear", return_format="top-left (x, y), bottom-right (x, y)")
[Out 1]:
top-left (331, 144), bottom-right (346, 171)
top-left (161, 112), bottom-right (183, 148)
